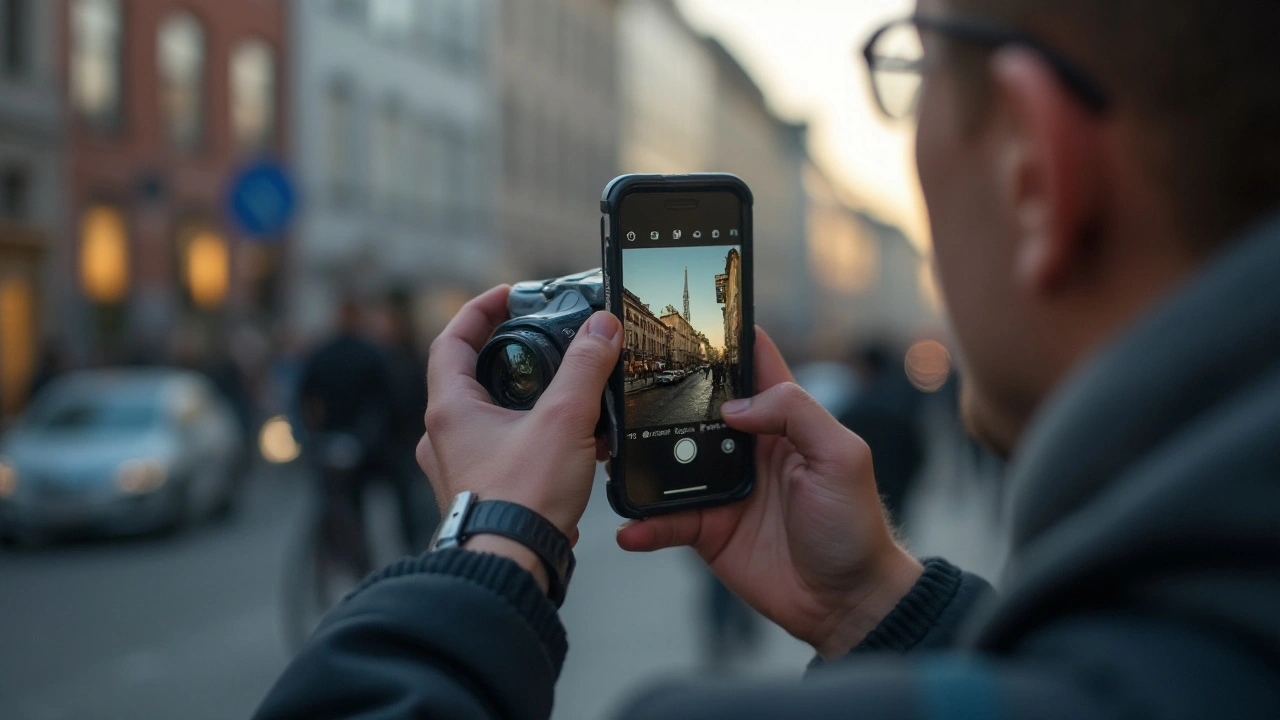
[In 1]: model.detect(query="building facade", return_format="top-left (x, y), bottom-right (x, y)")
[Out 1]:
top-left (720, 247), bottom-right (741, 366)
top-left (616, 0), bottom-right (713, 174)
top-left (659, 307), bottom-right (702, 369)
top-left (704, 39), bottom-right (812, 359)
top-left (496, 0), bottom-right (620, 278)
top-left (622, 286), bottom-right (667, 370)
top-left (804, 160), bottom-right (934, 358)
top-left (60, 0), bottom-right (290, 359)
top-left (290, 0), bottom-right (497, 342)
top-left (0, 0), bottom-right (65, 416)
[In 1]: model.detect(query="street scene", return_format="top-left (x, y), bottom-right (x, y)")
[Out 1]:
top-left (625, 365), bottom-right (727, 429)
top-left (0, 0), bottom-right (975, 718)
top-left (623, 245), bottom-right (743, 427)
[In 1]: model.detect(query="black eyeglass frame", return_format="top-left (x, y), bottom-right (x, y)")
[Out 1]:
top-left (862, 15), bottom-right (1111, 119)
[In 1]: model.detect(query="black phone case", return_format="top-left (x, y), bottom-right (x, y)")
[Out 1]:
top-left (599, 173), bottom-right (757, 519)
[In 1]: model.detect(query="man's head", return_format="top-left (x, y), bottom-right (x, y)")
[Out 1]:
top-left (904, 0), bottom-right (1280, 455)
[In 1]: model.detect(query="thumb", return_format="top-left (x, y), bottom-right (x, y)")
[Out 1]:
top-left (721, 382), bottom-right (865, 469)
top-left (534, 312), bottom-right (622, 432)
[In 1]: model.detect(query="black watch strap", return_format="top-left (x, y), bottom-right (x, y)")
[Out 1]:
top-left (459, 499), bottom-right (576, 607)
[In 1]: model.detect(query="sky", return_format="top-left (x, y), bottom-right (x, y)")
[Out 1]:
top-left (623, 245), bottom-right (740, 351)
top-left (675, 0), bottom-right (926, 248)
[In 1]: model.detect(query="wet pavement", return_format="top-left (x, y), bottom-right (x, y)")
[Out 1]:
top-left (625, 372), bottom-right (731, 428)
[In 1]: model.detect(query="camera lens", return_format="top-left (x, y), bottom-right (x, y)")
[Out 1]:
top-left (477, 329), bottom-right (562, 410)
top-left (492, 341), bottom-right (543, 407)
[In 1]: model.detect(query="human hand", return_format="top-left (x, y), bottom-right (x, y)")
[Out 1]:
top-left (417, 286), bottom-right (622, 560)
top-left (616, 328), bottom-right (922, 659)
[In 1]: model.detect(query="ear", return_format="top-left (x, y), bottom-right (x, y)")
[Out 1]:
top-left (988, 47), bottom-right (1103, 296)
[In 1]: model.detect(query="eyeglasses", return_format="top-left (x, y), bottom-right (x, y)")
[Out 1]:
top-left (861, 15), bottom-right (1111, 121)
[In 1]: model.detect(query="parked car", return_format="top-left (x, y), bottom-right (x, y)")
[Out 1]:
top-left (656, 371), bottom-right (682, 386)
top-left (0, 369), bottom-right (248, 545)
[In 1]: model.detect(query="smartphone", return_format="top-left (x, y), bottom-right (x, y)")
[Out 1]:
top-left (600, 174), bottom-right (755, 518)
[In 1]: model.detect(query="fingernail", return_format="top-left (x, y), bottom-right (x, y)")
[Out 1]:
top-left (588, 312), bottom-right (620, 340)
top-left (617, 521), bottom-right (636, 534)
top-left (721, 398), bottom-right (750, 415)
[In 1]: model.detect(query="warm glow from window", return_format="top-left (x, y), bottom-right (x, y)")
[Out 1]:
top-left (80, 204), bottom-right (129, 303)
top-left (0, 278), bottom-right (35, 416)
top-left (185, 229), bottom-right (229, 308)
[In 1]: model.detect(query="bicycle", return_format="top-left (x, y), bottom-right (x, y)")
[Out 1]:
top-left (280, 432), bottom-right (374, 653)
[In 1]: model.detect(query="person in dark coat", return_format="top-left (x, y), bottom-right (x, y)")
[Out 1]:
top-left (374, 294), bottom-right (437, 553)
top-left (256, 1), bottom-right (1280, 718)
top-left (838, 344), bottom-right (925, 527)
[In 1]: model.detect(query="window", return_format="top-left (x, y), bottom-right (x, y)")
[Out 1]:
top-left (157, 11), bottom-right (207, 150)
top-left (369, 0), bottom-right (414, 41)
top-left (2, 0), bottom-right (28, 78)
top-left (70, 0), bottom-right (122, 129)
top-left (0, 166), bottom-right (29, 220)
top-left (230, 39), bottom-right (276, 152)
top-left (178, 223), bottom-right (229, 309)
top-left (326, 79), bottom-right (354, 206)
top-left (79, 204), bottom-right (130, 304)
top-left (371, 101), bottom-right (402, 216)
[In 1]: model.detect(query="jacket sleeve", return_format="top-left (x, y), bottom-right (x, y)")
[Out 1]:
top-left (619, 606), bottom-right (1280, 720)
top-left (253, 550), bottom-right (567, 720)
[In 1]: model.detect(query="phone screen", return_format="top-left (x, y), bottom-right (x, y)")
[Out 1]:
top-left (615, 190), bottom-right (751, 507)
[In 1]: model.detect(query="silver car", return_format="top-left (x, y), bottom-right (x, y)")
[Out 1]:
top-left (0, 369), bottom-right (247, 544)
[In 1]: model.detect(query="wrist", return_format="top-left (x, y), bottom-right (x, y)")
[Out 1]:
top-left (463, 534), bottom-right (552, 595)
top-left (811, 546), bottom-right (923, 660)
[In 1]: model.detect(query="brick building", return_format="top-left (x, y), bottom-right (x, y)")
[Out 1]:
top-left (60, 0), bottom-right (289, 358)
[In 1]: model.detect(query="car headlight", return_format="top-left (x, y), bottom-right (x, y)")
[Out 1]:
top-left (116, 459), bottom-right (168, 495)
top-left (0, 459), bottom-right (16, 499)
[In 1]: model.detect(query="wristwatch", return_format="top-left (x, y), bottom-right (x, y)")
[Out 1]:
top-left (429, 491), bottom-right (576, 607)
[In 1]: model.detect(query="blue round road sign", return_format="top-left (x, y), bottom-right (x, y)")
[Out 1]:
top-left (227, 161), bottom-right (296, 239)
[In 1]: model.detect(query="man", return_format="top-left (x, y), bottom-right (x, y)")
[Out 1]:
top-left (257, 0), bottom-right (1280, 718)
top-left (296, 298), bottom-right (393, 576)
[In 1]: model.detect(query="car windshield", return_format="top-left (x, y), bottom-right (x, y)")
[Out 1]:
top-left (27, 387), bottom-right (164, 432)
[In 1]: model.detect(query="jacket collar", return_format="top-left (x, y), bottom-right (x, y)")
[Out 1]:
top-left (1004, 212), bottom-right (1280, 551)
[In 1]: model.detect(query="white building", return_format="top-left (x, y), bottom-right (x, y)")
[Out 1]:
top-left (289, 0), bottom-right (500, 341)
top-left (496, 0), bottom-right (619, 279)
top-left (0, 0), bottom-right (65, 417)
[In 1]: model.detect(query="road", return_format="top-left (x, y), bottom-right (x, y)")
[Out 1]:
top-left (0, 425), bottom-right (1007, 720)
top-left (626, 372), bottom-right (728, 428)
top-left (0, 464), bottom-right (814, 720)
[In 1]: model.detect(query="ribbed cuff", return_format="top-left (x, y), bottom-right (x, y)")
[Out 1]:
top-left (850, 557), bottom-right (963, 654)
top-left (346, 549), bottom-right (568, 674)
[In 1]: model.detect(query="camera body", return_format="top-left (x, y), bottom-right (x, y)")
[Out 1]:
top-left (476, 268), bottom-right (605, 410)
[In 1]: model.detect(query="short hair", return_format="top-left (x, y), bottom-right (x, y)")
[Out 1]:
top-left (948, 0), bottom-right (1280, 251)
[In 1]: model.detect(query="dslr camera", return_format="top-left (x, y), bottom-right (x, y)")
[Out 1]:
top-left (477, 268), bottom-right (605, 410)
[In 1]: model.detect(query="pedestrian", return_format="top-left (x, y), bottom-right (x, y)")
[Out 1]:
top-left (373, 293), bottom-right (438, 553)
top-left (256, 2), bottom-right (1280, 717)
top-left (837, 343), bottom-right (925, 527)
top-left (295, 297), bottom-right (393, 579)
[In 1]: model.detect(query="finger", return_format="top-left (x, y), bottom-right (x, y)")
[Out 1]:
top-left (427, 285), bottom-right (510, 402)
top-left (616, 512), bottom-right (704, 553)
top-left (595, 436), bottom-right (610, 463)
top-left (569, 527), bottom-right (581, 549)
top-left (753, 326), bottom-right (796, 392)
top-left (534, 312), bottom-right (622, 434)
top-left (721, 381), bottom-right (861, 467)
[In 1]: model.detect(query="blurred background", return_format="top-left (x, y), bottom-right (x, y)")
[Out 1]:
top-left (0, 1), bottom-right (1006, 718)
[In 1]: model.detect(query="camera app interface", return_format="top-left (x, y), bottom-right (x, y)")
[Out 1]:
top-left (619, 191), bottom-right (748, 504)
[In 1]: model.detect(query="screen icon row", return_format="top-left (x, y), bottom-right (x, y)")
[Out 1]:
top-left (624, 229), bottom-right (739, 242)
